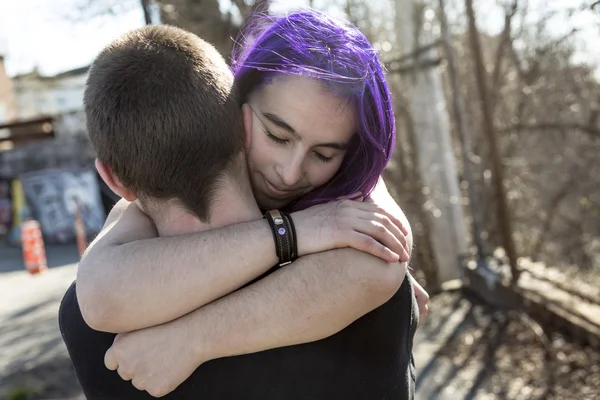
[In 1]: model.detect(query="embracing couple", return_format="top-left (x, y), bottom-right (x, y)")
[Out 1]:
top-left (59, 9), bottom-right (429, 400)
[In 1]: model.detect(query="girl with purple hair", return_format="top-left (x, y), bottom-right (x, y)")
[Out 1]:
top-left (232, 10), bottom-right (396, 213)
top-left (77, 9), bottom-right (424, 399)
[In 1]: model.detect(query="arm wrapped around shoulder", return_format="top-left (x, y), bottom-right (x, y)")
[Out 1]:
top-left (314, 247), bottom-right (409, 309)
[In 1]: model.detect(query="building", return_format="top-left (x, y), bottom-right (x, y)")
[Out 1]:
top-left (0, 44), bottom-right (19, 124)
top-left (0, 64), bottom-right (112, 245)
top-left (12, 66), bottom-right (89, 120)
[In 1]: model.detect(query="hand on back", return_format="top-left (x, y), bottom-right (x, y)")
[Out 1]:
top-left (291, 197), bottom-right (411, 263)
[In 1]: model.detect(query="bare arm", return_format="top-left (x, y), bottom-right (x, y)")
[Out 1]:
top-left (78, 199), bottom-right (278, 332)
top-left (105, 248), bottom-right (408, 397)
top-left (78, 193), bottom-right (410, 333)
top-left (369, 177), bottom-right (429, 324)
top-left (192, 249), bottom-right (407, 357)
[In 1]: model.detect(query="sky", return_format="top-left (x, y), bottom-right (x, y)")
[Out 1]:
top-left (0, 0), bottom-right (598, 77)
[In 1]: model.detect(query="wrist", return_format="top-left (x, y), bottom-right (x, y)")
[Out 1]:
top-left (289, 211), bottom-right (310, 257)
top-left (264, 210), bottom-right (298, 266)
top-left (247, 218), bottom-right (280, 270)
top-left (183, 314), bottom-right (214, 365)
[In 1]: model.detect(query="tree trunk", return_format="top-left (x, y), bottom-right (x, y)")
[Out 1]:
top-left (437, 0), bottom-right (486, 260)
top-left (393, 0), bottom-right (469, 284)
top-left (140, 0), bottom-right (153, 25)
top-left (158, 0), bottom-right (270, 58)
top-left (158, 0), bottom-right (234, 57)
top-left (465, 0), bottom-right (520, 283)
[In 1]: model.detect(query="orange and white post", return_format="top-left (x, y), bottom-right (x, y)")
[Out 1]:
top-left (21, 220), bottom-right (48, 275)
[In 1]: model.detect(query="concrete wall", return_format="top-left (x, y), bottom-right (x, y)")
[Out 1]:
top-left (0, 56), bottom-right (18, 123)
top-left (0, 133), bottom-right (95, 179)
top-left (13, 68), bottom-right (87, 121)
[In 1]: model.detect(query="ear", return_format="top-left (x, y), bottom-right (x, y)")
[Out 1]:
top-left (241, 103), bottom-right (253, 151)
top-left (95, 159), bottom-right (137, 202)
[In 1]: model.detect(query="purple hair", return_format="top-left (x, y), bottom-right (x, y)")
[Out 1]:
top-left (231, 9), bottom-right (396, 212)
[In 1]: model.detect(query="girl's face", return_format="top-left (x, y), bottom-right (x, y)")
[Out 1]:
top-left (243, 75), bottom-right (356, 210)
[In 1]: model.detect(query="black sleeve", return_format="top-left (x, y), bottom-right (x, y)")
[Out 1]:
top-left (58, 282), bottom-right (153, 400)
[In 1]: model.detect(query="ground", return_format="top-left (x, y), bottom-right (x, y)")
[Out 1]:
top-left (0, 242), bottom-right (599, 399)
top-left (0, 243), bottom-right (83, 399)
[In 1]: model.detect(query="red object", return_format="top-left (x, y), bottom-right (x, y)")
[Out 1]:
top-left (21, 220), bottom-right (48, 275)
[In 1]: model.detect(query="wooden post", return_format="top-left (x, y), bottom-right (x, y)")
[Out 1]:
top-left (393, 0), bottom-right (469, 283)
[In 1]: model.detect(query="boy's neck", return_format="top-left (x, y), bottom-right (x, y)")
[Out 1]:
top-left (151, 184), bottom-right (262, 237)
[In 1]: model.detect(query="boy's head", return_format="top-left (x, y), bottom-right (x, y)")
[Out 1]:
top-left (86, 25), bottom-right (245, 221)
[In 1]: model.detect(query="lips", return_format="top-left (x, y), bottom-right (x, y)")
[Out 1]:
top-left (263, 176), bottom-right (296, 198)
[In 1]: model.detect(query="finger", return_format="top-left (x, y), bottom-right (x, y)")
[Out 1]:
top-left (400, 223), bottom-right (409, 236)
top-left (386, 211), bottom-right (409, 237)
top-left (131, 377), bottom-right (146, 391)
top-left (399, 249), bottom-right (410, 263)
top-left (355, 202), bottom-right (411, 253)
top-left (104, 348), bottom-right (118, 371)
top-left (348, 232), bottom-right (400, 263)
top-left (419, 305), bottom-right (429, 324)
top-left (371, 213), bottom-right (410, 262)
top-left (147, 384), bottom-right (168, 398)
top-left (117, 366), bottom-right (132, 382)
top-left (412, 279), bottom-right (430, 305)
top-left (354, 220), bottom-right (407, 262)
top-left (417, 304), bottom-right (428, 328)
top-left (380, 212), bottom-right (410, 254)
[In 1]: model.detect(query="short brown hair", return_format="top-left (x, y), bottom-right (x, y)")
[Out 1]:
top-left (85, 25), bottom-right (245, 221)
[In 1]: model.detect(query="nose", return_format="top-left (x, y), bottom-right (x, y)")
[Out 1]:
top-left (276, 151), bottom-right (304, 187)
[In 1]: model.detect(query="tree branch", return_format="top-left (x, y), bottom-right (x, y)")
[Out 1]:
top-left (384, 40), bottom-right (443, 71)
top-left (490, 0), bottom-right (519, 113)
top-left (387, 58), bottom-right (444, 74)
top-left (230, 0), bottom-right (270, 19)
top-left (65, 0), bottom-right (138, 23)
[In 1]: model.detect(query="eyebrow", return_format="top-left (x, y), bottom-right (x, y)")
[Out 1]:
top-left (261, 111), bottom-right (350, 150)
top-left (263, 112), bottom-right (297, 136)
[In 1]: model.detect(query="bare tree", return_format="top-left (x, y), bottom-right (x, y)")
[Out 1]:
top-left (71, 0), bottom-right (271, 56)
top-left (437, 0), bottom-right (486, 260)
top-left (465, 0), bottom-right (520, 283)
top-left (140, 0), bottom-right (152, 25)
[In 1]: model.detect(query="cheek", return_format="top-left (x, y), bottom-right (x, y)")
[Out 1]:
top-left (247, 131), bottom-right (275, 169)
top-left (306, 159), bottom-right (345, 187)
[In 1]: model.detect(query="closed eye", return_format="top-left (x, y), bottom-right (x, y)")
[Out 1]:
top-left (314, 152), bottom-right (333, 163)
top-left (265, 129), bottom-right (289, 144)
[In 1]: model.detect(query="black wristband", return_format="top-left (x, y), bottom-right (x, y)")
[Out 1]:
top-left (265, 209), bottom-right (296, 267)
top-left (282, 212), bottom-right (298, 261)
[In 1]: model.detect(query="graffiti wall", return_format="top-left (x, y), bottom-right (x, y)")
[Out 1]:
top-left (20, 168), bottom-right (105, 244)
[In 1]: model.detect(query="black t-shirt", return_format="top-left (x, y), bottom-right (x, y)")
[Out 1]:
top-left (59, 272), bottom-right (417, 400)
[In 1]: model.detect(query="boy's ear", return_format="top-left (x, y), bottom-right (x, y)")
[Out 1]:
top-left (95, 159), bottom-right (137, 202)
